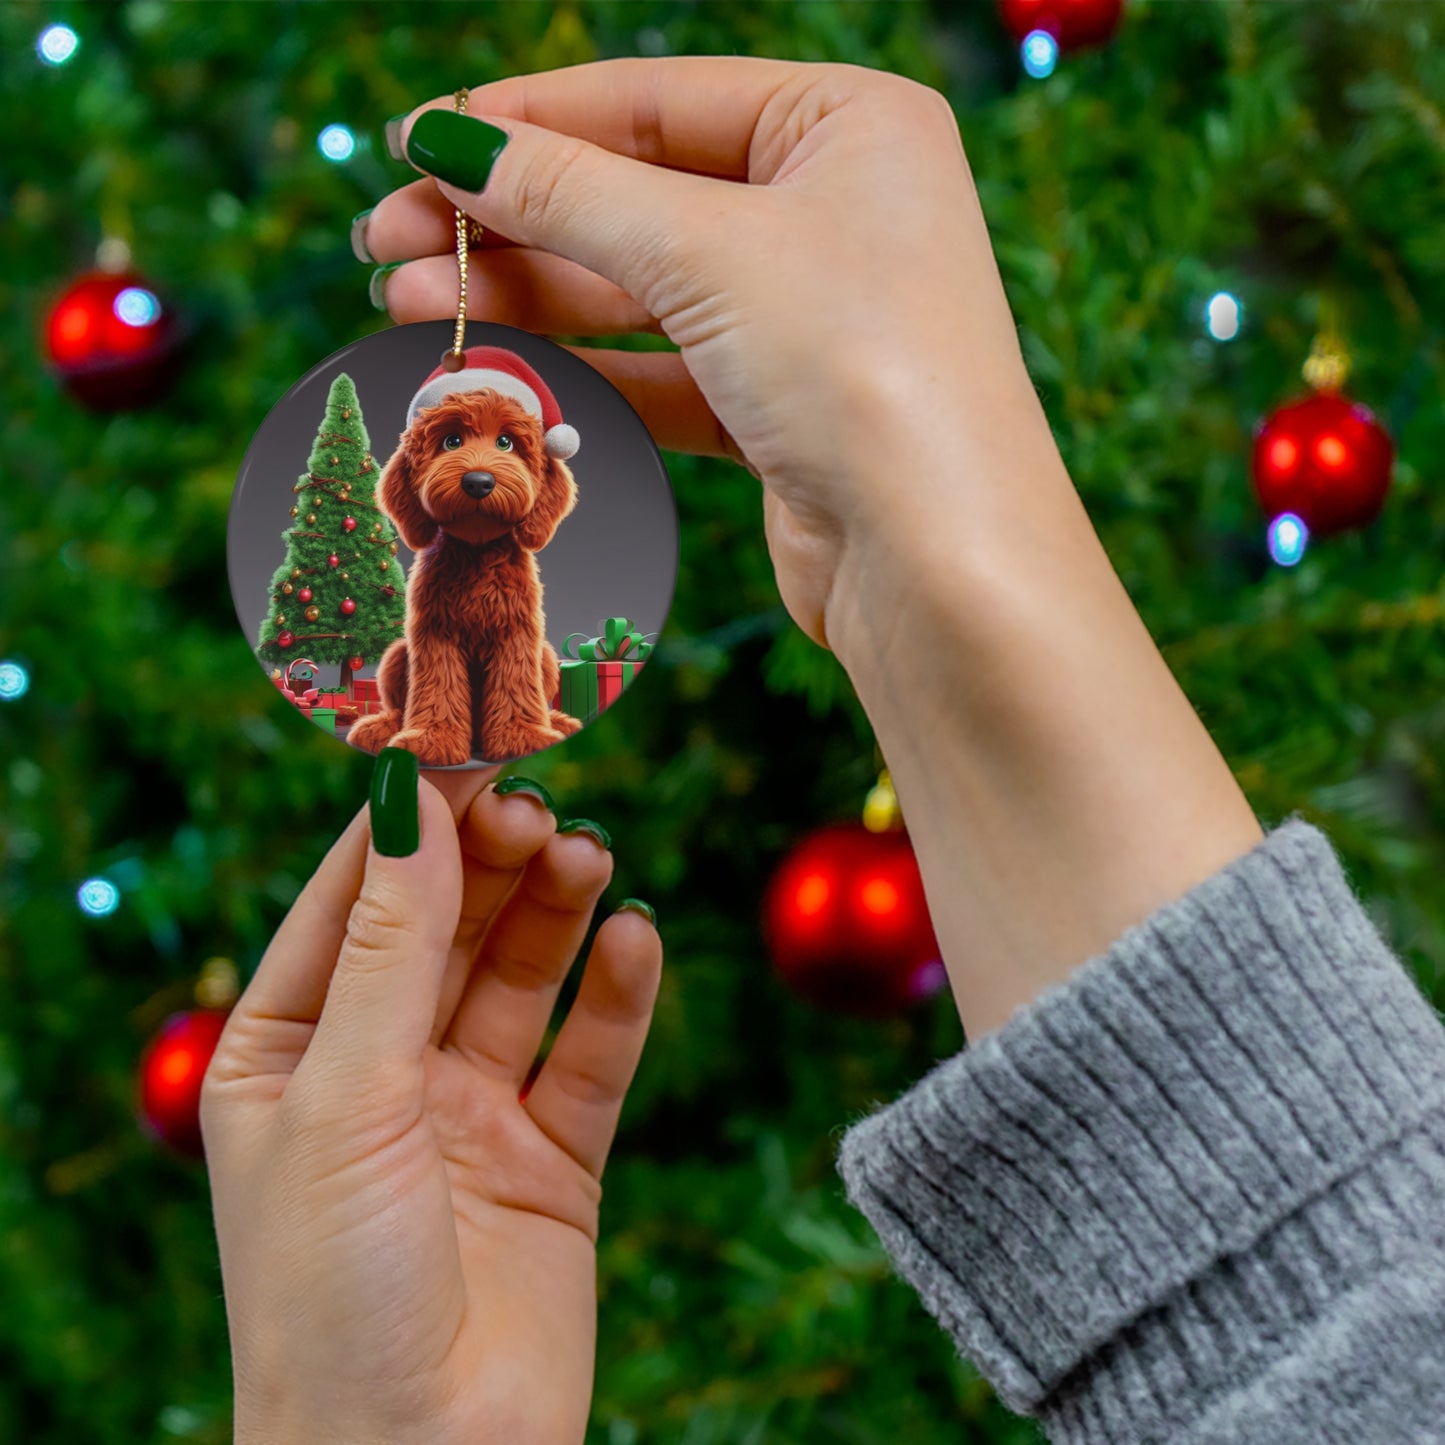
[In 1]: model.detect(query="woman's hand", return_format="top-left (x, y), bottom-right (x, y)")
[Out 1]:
top-left (361, 56), bottom-right (1056, 663)
top-left (361, 59), bottom-right (1263, 1040)
top-left (202, 757), bottom-right (661, 1445)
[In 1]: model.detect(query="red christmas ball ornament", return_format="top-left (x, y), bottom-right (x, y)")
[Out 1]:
top-left (276, 629), bottom-right (295, 649)
top-left (763, 821), bottom-right (945, 1017)
top-left (297, 586), bottom-right (313, 603)
top-left (339, 597), bottom-right (356, 616)
top-left (347, 655), bottom-right (365, 672)
top-left (998, 0), bottom-right (1124, 49)
top-left (44, 269), bottom-right (183, 410)
top-left (137, 1009), bottom-right (230, 1157)
top-left (327, 553), bottom-right (340, 568)
top-left (1251, 392), bottom-right (1393, 537)
top-left (342, 517), bottom-right (357, 533)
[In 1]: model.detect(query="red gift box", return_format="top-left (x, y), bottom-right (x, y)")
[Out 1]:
top-left (350, 677), bottom-right (383, 715)
top-left (317, 690), bottom-right (349, 708)
top-left (596, 658), bottom-right (646, 712)
top-left (597, 661), bottom-right (625, 711)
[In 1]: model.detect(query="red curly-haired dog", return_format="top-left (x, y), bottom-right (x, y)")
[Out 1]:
top-left (349, 389), bottom-right (584, 766)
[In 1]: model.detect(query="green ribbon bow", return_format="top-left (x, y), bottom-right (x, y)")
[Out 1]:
top-left (562, 617), bottom-right (656, 663)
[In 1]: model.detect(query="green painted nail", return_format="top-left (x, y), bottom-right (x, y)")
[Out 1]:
top-left (384, 113), bottom-right (408, 162)
top-left (616, 898), bottom-right (656, 926)
top-left (405, 109), bottom-right (510, 192)
top-left (350, 208), bottom-right (375, 264)
top-left (371, 747), bottom-right (420, 857)
top-left (493, 775), bottom-right (556, 813)
top-left (369, 261), bottom-right (403, 311)
top-left (558, 818), bottom-right (612, 850)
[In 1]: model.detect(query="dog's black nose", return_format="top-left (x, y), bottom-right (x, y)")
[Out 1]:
top-left (461, 470), bottom-right (496, 499)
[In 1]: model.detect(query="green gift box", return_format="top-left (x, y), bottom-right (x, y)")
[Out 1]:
top-left (310, 707), bottom-right (338, 735)
top-left (559, 617), bottom-right (655, 724)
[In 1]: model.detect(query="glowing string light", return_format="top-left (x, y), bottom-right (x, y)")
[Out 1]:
top-left (318, 124), bottom-right (356, 162)
top-left (38, 24), bottom-right (79, 66)
top-left (114, 287), bottom-right (161, 327)
top-left (78, 878), bottom-right (121, 917)
top-left (1021, 29), bottom-right (1059, 79)
top-left (1205, 291), bottom-right (1242, 341)
top-left (0, 661), bottom-right (29, 700)
top-left (1267, 512), bottom-right (1309, 568)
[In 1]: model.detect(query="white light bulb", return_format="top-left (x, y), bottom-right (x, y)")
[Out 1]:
top-left (38, 24), bottom-right (79, 66)
top-left (1205, 291), bottom-right (1242, 342)
top-left (78, 878), bottom-right (121, 917)
top-left (1021, 30), bottom-right (1059, 79)
top-left (318, 125), bottom-right (356, 162)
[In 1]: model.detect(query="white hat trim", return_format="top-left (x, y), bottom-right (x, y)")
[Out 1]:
top-left (409, 368), bottom-right (542, 423)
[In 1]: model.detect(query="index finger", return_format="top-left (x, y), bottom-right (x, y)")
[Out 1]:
top-left (401, 54), bottom-right (812, 182)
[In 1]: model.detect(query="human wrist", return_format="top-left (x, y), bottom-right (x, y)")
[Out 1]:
top-left (822, 382), bottom-right (1080, 684)
top-left (823, 420), bottom-right (1262, 1038)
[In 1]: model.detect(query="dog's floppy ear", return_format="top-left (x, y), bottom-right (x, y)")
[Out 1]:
top-left (514, 454), bottom-right (578, 552)
top-left (377, 427), bottom-right (438, 552)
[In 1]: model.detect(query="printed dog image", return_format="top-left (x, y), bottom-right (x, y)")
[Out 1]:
top-left (349, 349), bottom-right (586, 766)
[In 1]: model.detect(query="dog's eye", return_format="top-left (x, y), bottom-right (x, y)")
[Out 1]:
top-left (495, 434), bottom-right (514, 451)
top-left (442, 434), bottom-right (463, 451)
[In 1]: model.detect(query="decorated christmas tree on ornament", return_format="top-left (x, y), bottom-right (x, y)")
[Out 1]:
top-left (255, 373), bottom-right (406, 692)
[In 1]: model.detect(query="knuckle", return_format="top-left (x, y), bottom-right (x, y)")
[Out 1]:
top-left (340, 892), bottom-right (413, 968)
top-left (551, 1058), bottom-right (619, 1110)
top-left (513, 135), bottom-right (590, 231)
top-left (891, 74), bottom-right (958, 130)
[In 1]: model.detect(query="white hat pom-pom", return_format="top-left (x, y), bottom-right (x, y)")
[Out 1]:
top-left (544, 423), bottom-right (580, 460)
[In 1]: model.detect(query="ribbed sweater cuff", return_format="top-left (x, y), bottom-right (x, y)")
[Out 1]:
top-left (835, 817), bottom-right (1445, 1433)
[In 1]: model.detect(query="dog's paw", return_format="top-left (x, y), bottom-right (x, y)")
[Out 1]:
top-left (347, 714), bottom-right (399, 755)
top-left (549, 710), bottom-right (584, 738)
top-left (388, 727), bottom-right (472, 768)
top-left (486, 724), bottom-right (567, 762)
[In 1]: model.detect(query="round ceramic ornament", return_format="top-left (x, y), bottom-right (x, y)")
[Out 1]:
top-left (228, 317), bottom-right (677, 768)
top-left (231, 86), bottom-right (675, 768)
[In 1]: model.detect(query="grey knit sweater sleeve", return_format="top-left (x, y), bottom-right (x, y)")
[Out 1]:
top-left (835, 818), bottom-right (1445, 1444)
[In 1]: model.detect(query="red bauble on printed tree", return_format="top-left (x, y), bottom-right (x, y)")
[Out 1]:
top-left (45, 268), bottom-right (183, 410)
top-left (137, 1009), bottom-right (229, 1157)
top-left (763, 820), bottom-right (946, 1017)
top-left (998, 0), bottom-right (1124, 49)
top-left (1252, 391), bottom-right (1393, 538)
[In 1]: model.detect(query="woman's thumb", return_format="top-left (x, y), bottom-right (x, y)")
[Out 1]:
top-left (303, 749), bottom-right (463, 1088)
top-left (396, 105), bottom-right (725, 310)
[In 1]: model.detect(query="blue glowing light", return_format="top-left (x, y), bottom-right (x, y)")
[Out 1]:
top-left (1022, 30), bottom-right (1059, 79)
top-left (0, 661), bottom-right (29, 701)
top-left (318, 124), bottom-right (356, 162)
top-left (38, 24), bottom-right (79, 65)
top-left (114, 287), bottom-right (161, 328)
top-left (1267, 512), bottom-right (1309, 567)
top-left (1205, 291), bottom-right (1242, 341)
top-left (78, 877), bottom-right (121, 917)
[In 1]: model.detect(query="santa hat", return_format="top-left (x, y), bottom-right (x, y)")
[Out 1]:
top-left (407, 345), bottom-right (580, 460)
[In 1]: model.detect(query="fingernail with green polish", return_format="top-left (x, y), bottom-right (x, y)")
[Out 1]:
top-left (371, 747), bottom-right (420, 857)
top-left (405, 110), bottom-right (510, 192)
top-left (350, 208), bottom-right (375, 264)
top-left (493, 775), bottom-right (556, 813)
top-left (558, 818), bottom-right (612, 851)
top-left (616, 898), bottom-right (656, 927)
top-left (384, 113), bottom-right (409, 162)
top-left (369, 261), bottom-right (404, 311)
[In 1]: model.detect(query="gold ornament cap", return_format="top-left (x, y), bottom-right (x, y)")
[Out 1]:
top-left (863, 767), bottom-right (903, 833)
top-left (194, 956), bottom-right (240, 1010)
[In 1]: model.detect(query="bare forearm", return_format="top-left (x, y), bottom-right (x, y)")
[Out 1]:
top-left (827, 407), bottom-right (1263, 1040)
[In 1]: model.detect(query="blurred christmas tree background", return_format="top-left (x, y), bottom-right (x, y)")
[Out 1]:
top-left (2, 2), bottom-right (1443, 1442)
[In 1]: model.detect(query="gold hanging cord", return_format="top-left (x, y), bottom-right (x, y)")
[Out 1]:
top-left (441, 88), bottom-right (487, 372)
